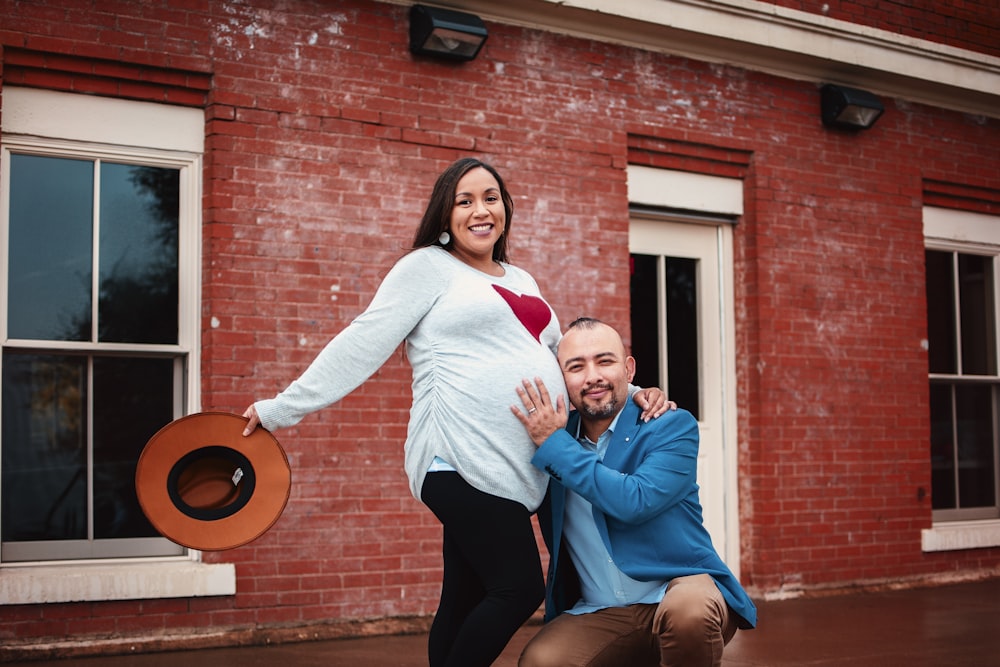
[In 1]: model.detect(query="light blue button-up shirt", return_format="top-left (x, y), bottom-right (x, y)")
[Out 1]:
top-left (563, 411), bottom-right (668, 615)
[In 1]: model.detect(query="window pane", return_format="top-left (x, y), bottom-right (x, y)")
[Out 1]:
top-left (929, 383), bottom-right (956, 510)
top-left (955, 384), bottom-right (997, 508)
top-left (99, 164), bottom-right (180, 344)
top-left (958, 254), bottom-right (996, 375)
top-left (665, 257), bottom-right (700, 420)
top-left (7, 155), bottom-right (93, 341)
top-left (93, 357), bottom-right (175, 539)
top-left (925, 250), bottom-right (957, 374)
top-left (1, 354), bottom-right (88, 541)
top-left (629, 254), bottom-right (701, 420)
top-left (630, 254), bottom-right (661, 389)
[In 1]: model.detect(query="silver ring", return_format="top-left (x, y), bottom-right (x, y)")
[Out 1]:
top-left (528, 407), bottom-right (537, 414)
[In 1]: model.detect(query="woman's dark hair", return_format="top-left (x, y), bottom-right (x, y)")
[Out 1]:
top-left (411, 157), bottom-right (515, 263)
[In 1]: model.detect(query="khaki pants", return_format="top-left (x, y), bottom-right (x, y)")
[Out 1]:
top-left (519, 574), bottom-right (739, 667)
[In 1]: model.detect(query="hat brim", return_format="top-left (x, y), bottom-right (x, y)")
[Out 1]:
top-left (135, 412), bottom-right (291, 551)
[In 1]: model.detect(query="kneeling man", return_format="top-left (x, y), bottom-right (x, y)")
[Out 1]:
top-left (512, 317), bottom-right (756, 667)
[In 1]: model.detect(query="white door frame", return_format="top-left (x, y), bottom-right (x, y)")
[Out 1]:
top-left (627, 166), bottom-right (742, 574)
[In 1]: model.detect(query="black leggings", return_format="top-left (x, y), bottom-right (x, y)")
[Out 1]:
top-left (421, 471), bottom-right (544, 667)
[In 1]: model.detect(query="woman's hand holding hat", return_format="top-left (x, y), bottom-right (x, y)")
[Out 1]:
top-left (242, 404), bottom-right (261, 436)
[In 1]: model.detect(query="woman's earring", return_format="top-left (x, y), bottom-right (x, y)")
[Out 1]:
top-left (438, 231), bottom-right (451, 245)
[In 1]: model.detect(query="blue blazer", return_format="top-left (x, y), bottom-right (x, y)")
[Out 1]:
top-left (531, 402), bottom-right (757, 628)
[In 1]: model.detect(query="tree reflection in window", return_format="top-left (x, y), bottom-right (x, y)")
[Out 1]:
top-left (3, 157), bottom-right (181, 549)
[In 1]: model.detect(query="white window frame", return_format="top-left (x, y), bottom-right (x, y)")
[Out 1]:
top-left (923, 206), bottom-right (1000, 552)
top-left (0, 87), bottom-right (234, 603)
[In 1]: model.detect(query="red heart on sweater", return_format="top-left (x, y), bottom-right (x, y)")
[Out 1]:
top-left (493, 285), bottom-right (551, 342)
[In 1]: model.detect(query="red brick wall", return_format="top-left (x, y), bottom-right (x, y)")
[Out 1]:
top-left (2, 0), bottom-right (1000, 650)
top-left (760, 0), bottom-right (1000, 58)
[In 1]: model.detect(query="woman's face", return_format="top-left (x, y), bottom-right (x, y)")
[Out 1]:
top-left (448, 167), bottom-right (506, 270)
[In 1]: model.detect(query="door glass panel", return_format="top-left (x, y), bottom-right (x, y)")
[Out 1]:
top-left (630, 254), bottom-right (661, 389)
top-left (99, 163), bottom-right (180, 344)
top-left (665, 257), bottom-right (700, 419)
top-left (1, 354), bottom-right (88, 541)
top-left (7, 155), bottom-right (93, 341)
top-left (629, 253), bottom-right (700, 420)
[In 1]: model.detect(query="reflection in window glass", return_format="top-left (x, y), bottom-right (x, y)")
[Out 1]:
top-left (93, 357), bottom-right (175, 539)
top-left (928, 383), bottom-right (996, 511)
top-left (7, 155), bottom-right (93, 341)
top-left (99, 164), bottom-right (179, 344)
top-left (958, 254), bottom-right (996, 376)
top-left (925, 250), bottom-right (956, 375)
top-left (929, 383), bottom-right (955, 509)
top-left (955, 384), bottom-right (996, 509)
top-left (1, 354), bottom-right (88, 541)
top-left (1, 353), bottom-right (177, 542)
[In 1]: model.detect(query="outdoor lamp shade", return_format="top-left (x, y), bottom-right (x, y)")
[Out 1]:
top-left (409, 4), bottom-right (487, 61)
top-left (821, 84), bottom-right (884, 129)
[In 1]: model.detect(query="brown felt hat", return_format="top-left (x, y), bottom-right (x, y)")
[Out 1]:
top-left (135, 412), bottom-right (291, 551)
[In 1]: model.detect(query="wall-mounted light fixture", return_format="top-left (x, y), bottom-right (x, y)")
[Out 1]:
top-left (820, 84), bottom-right (884, 130)
top-left (409, 4), bottom-right (487, 62)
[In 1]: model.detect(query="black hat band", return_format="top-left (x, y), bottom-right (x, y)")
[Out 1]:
top-left (166, 445), bottom-right (257, 521)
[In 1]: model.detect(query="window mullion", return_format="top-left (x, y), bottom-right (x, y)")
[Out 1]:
top-left (950, 385), bottom-right (961, 509)
top-left (92, 160), bottom-right (101, 344)
top-left (657, 255), bottom-right (668, 393)
top-left (952, 252), bottom-right (963, 375)
top-left (173, 358), bottom-right (186, 421)
top-left (994, 385), bottom-right (1000, 508)
top-left (995, 258), bottom-right (1000, 508)
top-left (995, 256), bottom-right (1000, 382)
top-left (88, 160), bottom-right (100, 542)
top-left (87, 356), bottom-right (95, 541)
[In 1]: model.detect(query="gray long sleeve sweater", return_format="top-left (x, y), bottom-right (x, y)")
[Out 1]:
top-left (254, 246), bottom-right (566, 511)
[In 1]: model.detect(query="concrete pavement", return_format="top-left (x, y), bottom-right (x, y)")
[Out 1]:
top-left (6, 576), bottom-right (1000, 665)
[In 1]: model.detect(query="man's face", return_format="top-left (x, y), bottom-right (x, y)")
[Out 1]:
top-left (558, 323), bottom-right (636, 422)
